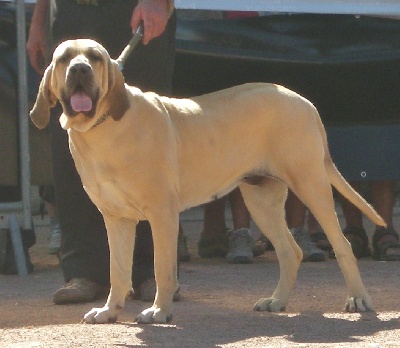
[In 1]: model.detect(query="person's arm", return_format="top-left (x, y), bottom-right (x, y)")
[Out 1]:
top-left (131, 0), bottom-right (174, 45)
top-left (26, 0), bottom-right (49, 75)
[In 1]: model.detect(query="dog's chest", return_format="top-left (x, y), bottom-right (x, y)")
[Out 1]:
top-left (70, 139), bottom-right (145, 220)
top-left (83, 173), bottom-right (144, 219)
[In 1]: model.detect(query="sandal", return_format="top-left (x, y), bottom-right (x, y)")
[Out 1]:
top-left (330, 226), bottom-right (371, 259)
top-left (372, 227), bottom-right (400, 261)
top-left (310, 231), bottom-right (332, 251)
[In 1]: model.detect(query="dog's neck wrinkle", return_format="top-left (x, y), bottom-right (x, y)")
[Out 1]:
top-left (91, 111), bottom-right (111, 129)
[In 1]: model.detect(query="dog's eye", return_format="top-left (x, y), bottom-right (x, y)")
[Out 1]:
top-left (58, 52), bottom-right (72, 64)
top-left (87, 51), bottom-right (103, 63)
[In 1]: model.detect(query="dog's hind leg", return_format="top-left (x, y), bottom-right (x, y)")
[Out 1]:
top-left (84, 216), bottom-right (137, 324)
top-left (290, 174), bottom-right (373, 312)
top-left (239, 178), bottom-right (302, 312)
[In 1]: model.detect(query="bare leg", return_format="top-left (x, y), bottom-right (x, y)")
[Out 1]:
top-left (285, 190), bottom-right (307, 229)
top-left (229, 188), bottom-right (251, 229)
top-left (370, 180), bottom-right (400, 258)
top-left (370, 180), bottom-right (395, 229)
top-left (199, 198), bottom-right (230, 258)
top-left (202, 198), bottom-right (227, 237)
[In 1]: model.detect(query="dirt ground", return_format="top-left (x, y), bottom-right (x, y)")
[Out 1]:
top-left (1, 205), bottom-right (400, 347)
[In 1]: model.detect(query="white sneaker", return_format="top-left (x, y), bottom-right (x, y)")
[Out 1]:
top-left (226, 228), bottom-right (253, 264)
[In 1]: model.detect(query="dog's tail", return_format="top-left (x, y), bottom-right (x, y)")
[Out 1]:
top-left (316, 113), bottom-right (386, 227)
top-left (326, 160), bottom-right (386, 227)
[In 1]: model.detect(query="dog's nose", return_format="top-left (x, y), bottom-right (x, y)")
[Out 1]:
top-left (70, 62), bottom-right (91, 75)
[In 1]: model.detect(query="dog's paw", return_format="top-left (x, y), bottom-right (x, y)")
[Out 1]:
top-left (253, 297), bottom-right (286, 312)
top-left (83, 306), bottom-right (118, 324)
top-left (136, 306), bottom-right (172, 324)
top-left (344, 296), bottom-right (374, 313)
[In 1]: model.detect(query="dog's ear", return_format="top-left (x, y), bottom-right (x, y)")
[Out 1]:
top-left (107, 60), bottom-right (130, 121)
top-left (30, 63), bottom-right (57, 129)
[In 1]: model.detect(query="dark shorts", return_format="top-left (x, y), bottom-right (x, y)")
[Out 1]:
top-left (327, 124), bottom-right (400, 181)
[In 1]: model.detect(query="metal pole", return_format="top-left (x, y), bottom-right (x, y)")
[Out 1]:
top-left (9, 215), bottom-right (28, 277)
top-left (15, 0), bottom-right (32, 231)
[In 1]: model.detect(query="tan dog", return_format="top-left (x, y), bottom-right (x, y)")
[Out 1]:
top-left (30, 39), bottom-right (385, 324)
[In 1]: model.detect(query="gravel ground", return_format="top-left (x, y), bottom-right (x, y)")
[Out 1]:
top-left (1, 205), bottom-right (400, 347)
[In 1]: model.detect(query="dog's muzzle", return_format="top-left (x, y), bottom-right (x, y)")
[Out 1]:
top-left (62, 60), bottom-right (98, 115)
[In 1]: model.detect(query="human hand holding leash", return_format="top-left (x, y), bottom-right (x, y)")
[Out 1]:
top-left (131, 0), bottom-right (170, 45)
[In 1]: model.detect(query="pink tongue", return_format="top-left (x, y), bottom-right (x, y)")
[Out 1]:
top-left (70, 92), bottom-right (93, 112)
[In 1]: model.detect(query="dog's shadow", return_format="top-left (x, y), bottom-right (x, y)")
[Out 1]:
top-left (114, 259), bottom-right (400, 347)
top-left (118, 305), bottom-right (400, 347)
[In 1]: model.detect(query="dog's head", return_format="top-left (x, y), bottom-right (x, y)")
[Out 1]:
top-left (30, 39), bottom-right (130, 132)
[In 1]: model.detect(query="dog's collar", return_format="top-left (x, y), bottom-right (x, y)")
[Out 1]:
top-left (91, 111), bottom-right (111, 129)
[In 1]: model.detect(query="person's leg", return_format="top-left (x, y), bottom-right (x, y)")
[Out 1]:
top-left (285, 190), bottom-right (307, 229)
top-left (48, 1), bottom-right (117, 304)
top-left (338, 181), bottom-right (371, 259)
top-left (198, 198), bottom-right (229, 258)
top-left (203, 198), bottom-right (227, 237)
top-left (370, 180), bottom-right (400, 260)
top-left (47, 1), bottom-right (136, 303)
top-left (229, 188), bottom-right (251, 229)
top-left (49, 108), bottom-right (111, 304)
top-left (285, 190), bottom-right (325, 262)
top-left (50, 113), bottom-right (110, 285)
top-left (52, 1), bottom-right (178, 300)
top-left (370, 180), bottom-right (395, 228)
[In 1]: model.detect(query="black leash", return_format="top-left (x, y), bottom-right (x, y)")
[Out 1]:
top-left (116, 23), bottom-right (144, 71)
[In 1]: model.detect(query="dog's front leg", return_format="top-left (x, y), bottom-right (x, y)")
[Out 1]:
top-left (84, 216), bottom-right (137, 324)
top-left (136, 213), bottom-right (179, 324)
